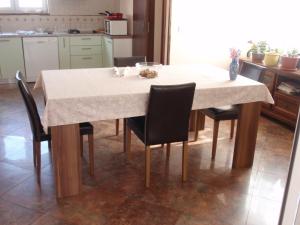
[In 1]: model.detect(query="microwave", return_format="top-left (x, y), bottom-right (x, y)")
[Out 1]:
top-left (105, 19), bottom-right (128, 36)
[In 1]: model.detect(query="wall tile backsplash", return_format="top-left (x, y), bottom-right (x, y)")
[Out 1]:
top-left (0, 15), bottom-right (105, 33)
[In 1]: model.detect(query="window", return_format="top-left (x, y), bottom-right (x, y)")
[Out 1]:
top-left (0, 0), bottom-right (48, 14)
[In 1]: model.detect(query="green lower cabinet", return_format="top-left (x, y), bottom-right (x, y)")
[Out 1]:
top-left (103, 37), bottom-right (113, 67)
top-left (0, 37), bottom-right (25, 80)
top-left (58, 37), bottom-right (70, 69)
top-left (70, 55), bottom-right (103, 69)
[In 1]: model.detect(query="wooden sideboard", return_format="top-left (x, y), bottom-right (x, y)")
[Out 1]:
top-left (239, 58), bottom-right (300, 128)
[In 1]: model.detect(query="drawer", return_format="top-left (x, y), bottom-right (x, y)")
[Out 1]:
top-left (70, 36), bottom-right (102, 46)
top-left (70, 45), bottom-right (102, 56)
top-left (274, 92), bottom-right (300, 119)
top-left (70, 55), bottom-right (102, 69)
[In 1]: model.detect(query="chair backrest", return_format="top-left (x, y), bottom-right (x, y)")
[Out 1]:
top-left (145, 83), bottom-right (196, 145)
top-left (114, 56), bottom-right (146, 67)
top-left (16, 71), bottom-right (44, 141)
top-left (240, 62), bottom-right (265, 81)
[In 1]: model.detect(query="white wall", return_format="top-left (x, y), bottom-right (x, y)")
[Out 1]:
top-left (169, 0), bottom-right (300, 69)
top-left (49, 0), bottom-right (120, 15)
top-left (119, 0), bottom-right (133, 34)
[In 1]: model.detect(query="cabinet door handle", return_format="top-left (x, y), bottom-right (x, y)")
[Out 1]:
top-left (82, 57), bottom-right (92, 60)
top-left (37, 41), bottom-right (46, 44)
top-left (0, 39), bottom-right (10, 42)
top-left (82, 48), bottom-right (92, 50)
top-left (63, 38), bottom-right (66, 48)
top-left (81, 38), bottom-right (91, 40)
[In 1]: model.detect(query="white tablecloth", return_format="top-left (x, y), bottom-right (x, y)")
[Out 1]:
top-left (35, 64), bottom-right (274, 130)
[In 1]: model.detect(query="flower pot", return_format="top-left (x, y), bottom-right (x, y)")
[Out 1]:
top-left (280, 56), bottom-right (300, 71)
top-left (264, 53), bottom-right (280, 66)
top-left (251, 53), bottom-right (264, 63)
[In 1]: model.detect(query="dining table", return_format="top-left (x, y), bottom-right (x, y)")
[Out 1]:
top-left (35, 64), bottom-right (274, 198)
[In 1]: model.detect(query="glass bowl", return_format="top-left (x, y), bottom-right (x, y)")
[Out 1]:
top-left (135, 62), bottom-right (162, 79)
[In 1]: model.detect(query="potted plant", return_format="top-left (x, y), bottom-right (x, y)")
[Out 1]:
top-left (247, 41), bottom-right (268, 63)
top-left (280, 48), bottom-right (300, 71)
top-left (264, 48), bottom-right (281, 66)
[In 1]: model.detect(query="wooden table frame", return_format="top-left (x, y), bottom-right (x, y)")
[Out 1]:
top-left (50, 102), bottom-right (261, 198)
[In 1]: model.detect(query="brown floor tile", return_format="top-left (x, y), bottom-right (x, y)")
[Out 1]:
top-left (0, 162), bottom-right (33, 196)
top-left (106, 199), bottom-right (181, 225)
top-left (0, 197), bottom-right (42, 225)
top-left (246, 196), bottom-right (282, 225)
top-left (1, 174), bottom-right (57, 213)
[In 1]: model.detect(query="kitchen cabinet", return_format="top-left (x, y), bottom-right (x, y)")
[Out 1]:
top-left (103, 37), bottom-right (113, 67)
top-left (103, 36), bottom-right (132, 67)
top-left (23, 37), bottom-right (59, 82)
top-left (58, 37), bottom-right (70, 69)
top-left (0, 37), bottom-right (25, 81)
top-left (240, 58), bottom-right (300, 128)
top-left (70, 36), bottom-right (103, 69)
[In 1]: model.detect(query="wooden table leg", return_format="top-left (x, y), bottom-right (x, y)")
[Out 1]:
top-left (51, 124), bottom-right (81, 198)
top-left (189, 110), bottom-right (197, 131)
top-left (233, 102), bottom-right (261, 168)
top-left (123, 118), bottom-right (127, 152)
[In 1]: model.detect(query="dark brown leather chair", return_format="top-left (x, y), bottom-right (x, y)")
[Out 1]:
top-left (113, 56), bottom-right (146, 135)
top-left (196, 62), bottom-right (265, 159)
top-left (125, 83), bottom-right (196, 187)
top-left (16, 71), bottom-right (95, 178)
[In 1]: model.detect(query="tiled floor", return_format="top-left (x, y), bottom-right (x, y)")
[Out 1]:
top-left (0, 83), bottom-right (294, 225)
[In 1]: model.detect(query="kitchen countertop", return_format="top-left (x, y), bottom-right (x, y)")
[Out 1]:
top-left (0, 31), bottom-right (132, 39)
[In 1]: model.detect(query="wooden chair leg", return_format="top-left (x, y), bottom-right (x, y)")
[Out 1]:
top-left (182, 141), bottom-right (188, 182)
top-left (230, 120), bottom-right (235, 139)
top-left (33, 140), bottom-right (37, 168)
top-left (161, 144), bottom-right (165, 148)
top-left (145, 146), bottom-right (151, 187)
top-left (125, 124), bottom-right (131, 155)
top-left (34, 141), bottom-right (41, 179)
top-left (115, 119), bottom-right (119, 136)
top-left (80, 135), bottom-right (83, 157)
top-left (212, 120), bottom-right (220, 160)
top-left (123, 118), bottom-right (127, 152)
top-left (88, 134), bottom-right (94, 176)
top-left (166, 143), bottom-right (171, 159)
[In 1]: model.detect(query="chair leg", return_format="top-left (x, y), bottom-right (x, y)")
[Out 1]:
top-left (33, 140), bottom-right (37, 168)
top-left (145, 146), bottom-right (151, 187)
top-left (125, 124), bottom-right (131, 154)
top-left (166, 143), bottom-right (171, 159)
top-left (212, 120), bottom-right (220, 160)
top-left (115, 119), bottom-right (119, 136)
top-left (182, 141), bottom-right (188, 182)
top-left (80, 135), bottom-right (83, 157)
top-left (161, 144), bottom-right (165, 148)
top-left (88, 134), bottom-right (94, 176)
top-left (230, 120), bottom-right (235, 139)
top-left (34, 141), bottom-right (41, 179)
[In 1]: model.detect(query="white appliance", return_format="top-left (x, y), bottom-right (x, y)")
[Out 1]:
top-left (105, 19), bottom-right (128, 35)
top-left (23, 37), bottom-right (59, 82)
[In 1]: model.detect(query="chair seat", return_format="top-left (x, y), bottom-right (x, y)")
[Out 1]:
top-left (202, 105), bottom-right (239, 121)
top-left (39, 122), bottom-right (93, 141)
top-left (127, 116), bottom-right (145, 142)
top-left (79, 122), bottom-right (94, 135)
